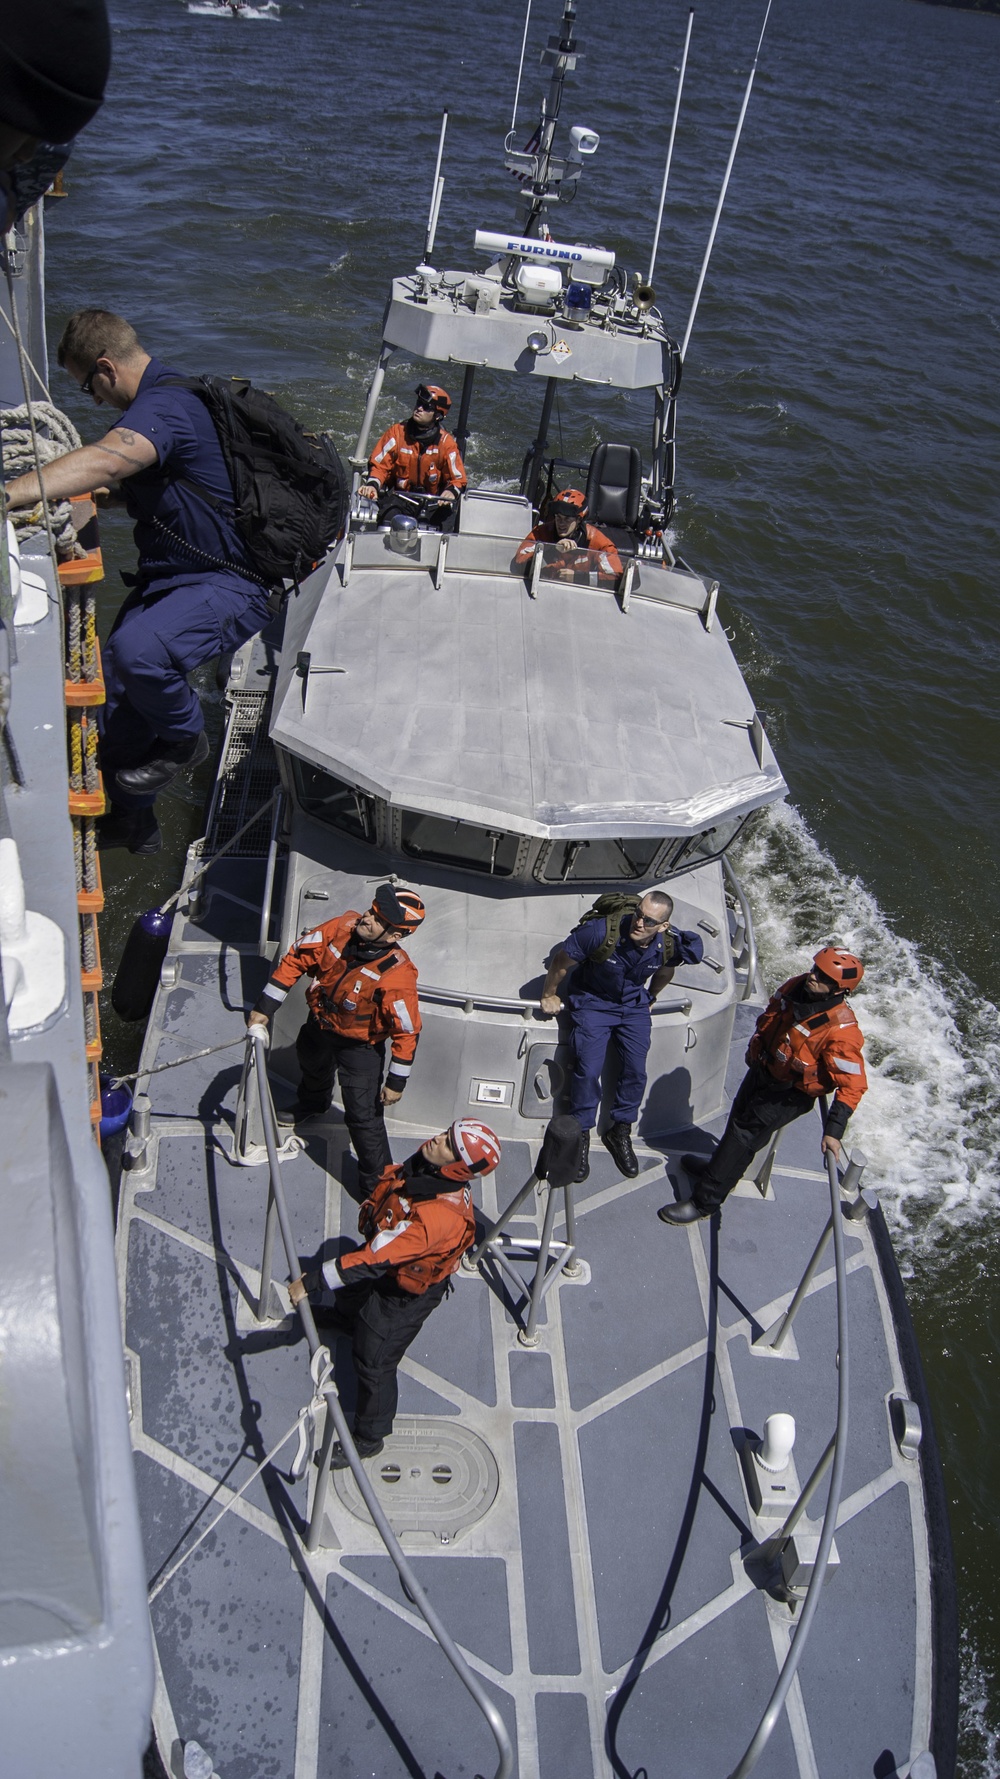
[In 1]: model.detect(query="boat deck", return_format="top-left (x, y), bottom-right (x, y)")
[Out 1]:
top-left (117, 882), bottom-right (939, 1778)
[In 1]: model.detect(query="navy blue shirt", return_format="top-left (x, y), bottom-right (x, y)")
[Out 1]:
top-left (563, 913), bottom-right (678, 1008)
top-left (117, 358), bottom-right (257, 590)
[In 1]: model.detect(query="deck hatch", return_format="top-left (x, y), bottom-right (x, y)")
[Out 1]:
top-left (332, 1418), bottom-right (499, 1543)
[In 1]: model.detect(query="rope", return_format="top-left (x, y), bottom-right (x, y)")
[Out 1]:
top-left (0, 400), bottom-right (85, 559)
top-left (148, 1345), bottom-right (334, 1604)
top-left (109, 1035), bottom-right (245, 1088)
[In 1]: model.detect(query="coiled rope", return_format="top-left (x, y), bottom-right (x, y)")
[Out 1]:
top-left (0, 401), bottom-right (86, 560)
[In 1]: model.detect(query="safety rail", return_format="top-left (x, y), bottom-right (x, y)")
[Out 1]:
top-left (727, 1096), bottom-right (855, 1778)
top-left (417, 982), bottom-right (693, 1019)
top-left (245, 1031), bottom-right (514, 1779)
top-left (723, 854), bottom-right (758, 1002)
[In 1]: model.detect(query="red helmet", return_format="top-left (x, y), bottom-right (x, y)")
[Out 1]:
top-left (441, 1119), bottom-right (502, 1181)
top-left (370, 883), bottom-right (425, 934)
top-left (812, 947), bottom-right (864, 992)
top-left (552, 487), bottom-right (588, 516)
top-left (415, 382), bottom-right (451, 414)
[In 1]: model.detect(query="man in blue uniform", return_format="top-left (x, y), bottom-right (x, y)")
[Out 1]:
top-left (4, 308), bottom-right (272, 853)
top-left (540, 892), bottom-right (704, 1179)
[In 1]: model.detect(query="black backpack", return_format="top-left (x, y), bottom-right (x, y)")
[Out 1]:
top-left (169, 375), bottom-right (349, 588)
top-left (572, 893), bottom-right (641, 963)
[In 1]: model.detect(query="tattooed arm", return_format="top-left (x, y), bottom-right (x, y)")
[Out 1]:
top-left (4, 426), bottom-right (159, 509)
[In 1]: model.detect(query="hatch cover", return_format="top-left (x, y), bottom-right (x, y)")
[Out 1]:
top-left (332, 1418), bottom-right (499, 1544)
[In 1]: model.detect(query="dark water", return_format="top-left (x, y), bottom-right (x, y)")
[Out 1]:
top-left (46, 0), bottom-right (1000, 1765)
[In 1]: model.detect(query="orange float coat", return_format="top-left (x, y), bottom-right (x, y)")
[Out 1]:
top-left (513, 517), bottom-right (623, 578)
top-left (261, 912), bottom-right (421, 1086)
top-left (366, 422), bottom-right (467, 496)
top-left (338, 1162), bottom-right (476, 1295)
top-left (747, 974), bottom-right (868, 1115)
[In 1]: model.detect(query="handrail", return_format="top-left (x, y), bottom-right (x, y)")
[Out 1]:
top-left (723, 854), bottom-right (758, 1001)
top-left (247, 1032), bottom-right (514, 1779)
top-left (417, 983), bottom-right (692, 1018)
top-left (727, 1098), bottom-right (851, 1778)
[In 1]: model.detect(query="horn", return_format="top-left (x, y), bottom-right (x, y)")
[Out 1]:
top-left (632, 280), bottom-right (656, 313)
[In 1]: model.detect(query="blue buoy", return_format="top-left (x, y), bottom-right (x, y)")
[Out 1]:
top-left (111, 906), bottom-right (173, 1023)
top-left (99, 1074), bottom-right (133, 1141)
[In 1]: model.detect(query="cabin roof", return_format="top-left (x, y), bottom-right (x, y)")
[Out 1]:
top-left (271, 535), bottom-right (786, 840)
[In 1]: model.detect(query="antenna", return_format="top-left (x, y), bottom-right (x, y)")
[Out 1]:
top-left (680, 0), bottom-right (772, 361)
top-left (510, 0), bottom-right (534, 134)
top-left (646, 9), bottom-right (694, 288)
top-left (422, 109), bottom-right (449, 264)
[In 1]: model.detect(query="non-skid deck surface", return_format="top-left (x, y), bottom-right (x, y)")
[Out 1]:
top-left (119, 946), bottom-right (930, 1779)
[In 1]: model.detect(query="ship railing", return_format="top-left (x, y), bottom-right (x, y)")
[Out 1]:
top-left (244, 1029), bottom-right (515, 1779)
top-left (726, 1099), bottom-right (866, 1779)
top-left (723, 854), bottom-right (758, 1001)
top-left (417, 982), bottom-right (693, 1020)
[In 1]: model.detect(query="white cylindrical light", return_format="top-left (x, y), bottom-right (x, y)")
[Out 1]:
top-left (756, 1412), bottom-right (796, 1473)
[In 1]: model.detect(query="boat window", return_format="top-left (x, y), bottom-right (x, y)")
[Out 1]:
top-left (525, 542), bottom-right (628, 591)
top-left (400, 812), bottom-right (520, 876)
top-left (293, 761), bottom-right (377, 843)
top-left (539, 837), bottom-right (663, 882)
top-left (661, 812), bottom-right (751, 873)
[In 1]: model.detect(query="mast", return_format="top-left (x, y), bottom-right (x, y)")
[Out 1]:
top-left (506, 0), bottom-right (585, 237)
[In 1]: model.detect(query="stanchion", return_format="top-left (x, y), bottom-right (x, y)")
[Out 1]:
top-left (464, 1114), bottom-right (584, 1347)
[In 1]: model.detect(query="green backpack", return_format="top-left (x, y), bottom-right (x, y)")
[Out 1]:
top-left (573, 893), bottom-right (642, 964)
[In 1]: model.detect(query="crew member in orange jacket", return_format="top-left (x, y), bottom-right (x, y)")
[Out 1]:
top-left (514, 487), bottom-right (623, 583)
top-left (361, 383), bottom-right (466, 530)
top-left (658, 948), bottom-right (868, 1224)
top-left (289, 1120), bottom-right (501, 1462)
top-left (248, 884), bottom-right (424, 1192)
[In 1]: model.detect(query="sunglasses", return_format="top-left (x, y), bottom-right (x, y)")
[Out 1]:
top-left (633, 912), bottom-right (669, 929)
top-left (80, 354), bottom-right (108, 397)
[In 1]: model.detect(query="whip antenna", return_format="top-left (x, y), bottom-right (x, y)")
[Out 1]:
top-left (680, 0), bottom-right (773, 361)
top-left (647, 9), bottom-right (694, 289)
top-left (509, 0), bottom-right (534, 133)
top-left (423, 109), bottom-right (449, 262)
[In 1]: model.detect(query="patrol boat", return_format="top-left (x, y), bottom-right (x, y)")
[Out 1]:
top-left (114, 4), bottom-right (956, 1775)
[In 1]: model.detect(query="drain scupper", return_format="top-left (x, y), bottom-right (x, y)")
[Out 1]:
top-left (332, 1418), bottom-right (499, 1544)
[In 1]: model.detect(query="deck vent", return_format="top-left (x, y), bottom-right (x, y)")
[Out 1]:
top-left (332, 1418), bottom-right (499, 1545)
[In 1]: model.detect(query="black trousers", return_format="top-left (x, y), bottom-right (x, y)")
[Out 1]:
top-left (697, 1066), bottom-right (817, 1208)
top-left (295, 1017), bottom-right (391, 1191)
top-left (325, 1276), bottom-right (448, 1441)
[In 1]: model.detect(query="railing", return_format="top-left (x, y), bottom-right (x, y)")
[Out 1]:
top-left (723, 854), bottom-right (758, 1001)
top-left (727, 1099), bottom-right (860, 1778)
top-left (416, 982), bottom-right (692, 1020)
top-left (246, 1031), bottom-right (514, 1779)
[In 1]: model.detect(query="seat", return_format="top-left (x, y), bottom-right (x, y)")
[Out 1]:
top-left (584, 442), bottom-right (643, 545)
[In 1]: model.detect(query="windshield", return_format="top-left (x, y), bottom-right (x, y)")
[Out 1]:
top-left (293, 761), bottom-right (376, 843)
top-left (539, 836), bottom-right (663, 883)
top-left (401, 811), bottom-right (520, 876)
top-left (521, 541), bottom-right (630, 590)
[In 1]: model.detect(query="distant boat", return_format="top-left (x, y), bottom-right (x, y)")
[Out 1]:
top-left (186, 0), bottom-right (281, 20)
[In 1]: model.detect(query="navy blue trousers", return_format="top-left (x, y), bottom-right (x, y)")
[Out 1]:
top-left (99, 573), bottom-right (272, 808)
top-left (568, 997), bottom-right (652, 1131)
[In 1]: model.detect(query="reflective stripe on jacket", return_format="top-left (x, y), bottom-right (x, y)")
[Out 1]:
top-left (339, 1164), bottom-right (476, 1295)
top-left (367, 422), bottom-right (466, 494)
top-left (513, 518), bottom-right (623, 578)
top-left (261, 912), bottom-right (420, 1080)
top-left (747, 974), bottom-right (868, 1112)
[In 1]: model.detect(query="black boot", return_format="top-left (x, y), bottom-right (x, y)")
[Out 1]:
top-left (115, 728), bottom-right (209, 797)
top-left (603, 1121), bottom-right (639, 1178)
top-left (575, 1129), bottom-right (591, 1183)
top-left (96, 804), bottom-right (162, 855)
top-left (330, 1435), bottom-right (384, 1468)
top-left (657, 1197), bottom-right (714, 1225)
